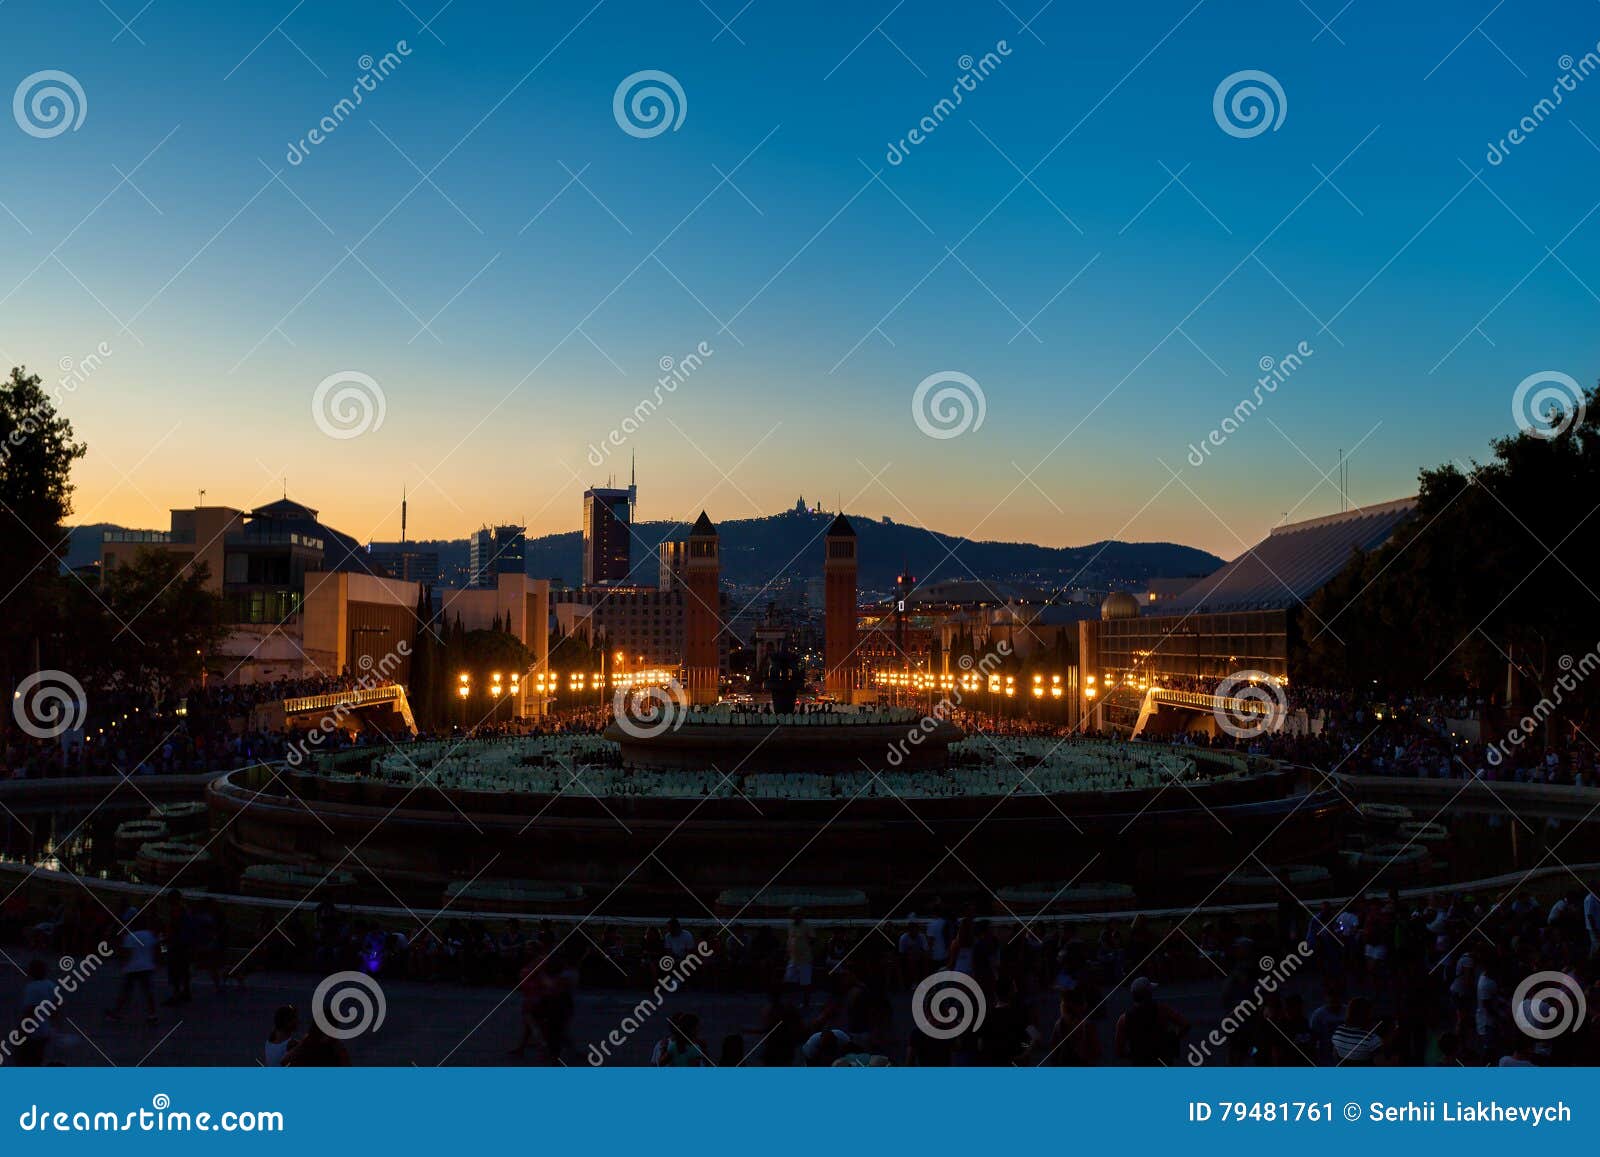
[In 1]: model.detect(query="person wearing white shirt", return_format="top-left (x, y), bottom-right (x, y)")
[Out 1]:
top-left (106, 909), bottom-right (160, 1024)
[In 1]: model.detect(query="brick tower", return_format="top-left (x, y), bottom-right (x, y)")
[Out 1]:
top-left (824, 512), bottom-right (858, 701)
top-left (682, 511), bottom-right (721, 705)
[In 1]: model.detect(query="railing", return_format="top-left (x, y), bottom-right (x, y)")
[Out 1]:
top-left (282, 685), bottom-right (404, 714)
top-left (1149, 687), bottom-right (1277, 716)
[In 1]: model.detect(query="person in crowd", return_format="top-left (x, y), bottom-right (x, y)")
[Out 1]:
top-left (105, 909), bottom-right (160, 1025)
top-left (264, 1005), bottom-right (299, 1066)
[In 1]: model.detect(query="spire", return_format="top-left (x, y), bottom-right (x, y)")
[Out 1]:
top-left (401, 484), bottom-right (408, 546)
top-left (690, 510), bottom-right (717, 537)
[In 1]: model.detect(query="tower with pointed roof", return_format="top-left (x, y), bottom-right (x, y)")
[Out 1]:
top-left (682, 511), bottom-right (721, 705)
top-left (824, 512), bottom-right (859, 701)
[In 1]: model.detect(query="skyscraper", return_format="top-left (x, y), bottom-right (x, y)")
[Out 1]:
top-left (582, 460), bottom-right (637, 587)
top-left (469, 525), bottom-right (526, 588)
top-left (682, 511), bottom-right (721, 705)
top-left (824, 513), bottom-right (859, 701)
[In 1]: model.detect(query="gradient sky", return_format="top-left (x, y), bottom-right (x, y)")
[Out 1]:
top-left (2, 0), bottom-right (1598, 559)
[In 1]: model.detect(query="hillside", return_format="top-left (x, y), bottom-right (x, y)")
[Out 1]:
top-left (67, 510), bottom-right (1223, 592)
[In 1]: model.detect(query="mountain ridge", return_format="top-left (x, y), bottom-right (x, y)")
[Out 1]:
top-left (66, 509), bottom-right (1224, 592)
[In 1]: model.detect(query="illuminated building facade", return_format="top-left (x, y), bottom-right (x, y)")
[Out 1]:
top-left (823, 513), bottom-right (860, 700)
top-left (682, 511), bottom-right (721, 704)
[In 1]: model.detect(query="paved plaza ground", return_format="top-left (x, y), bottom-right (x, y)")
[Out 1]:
top-left (0, 945), bottom-right (1271, 1067)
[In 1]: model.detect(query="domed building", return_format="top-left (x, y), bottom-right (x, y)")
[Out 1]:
top-left (1100, 591), bottom-right (1140, 620)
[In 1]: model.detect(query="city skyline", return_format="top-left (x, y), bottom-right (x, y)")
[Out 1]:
top-left (5, 0), bottom-right (1598, 558)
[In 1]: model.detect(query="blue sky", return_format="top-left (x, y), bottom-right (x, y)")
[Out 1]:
top-left (2, 0), bottom-right (1597, 558)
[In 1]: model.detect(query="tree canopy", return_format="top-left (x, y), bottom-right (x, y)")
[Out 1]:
top-left (1301, 382), bottom-right (1600, 738)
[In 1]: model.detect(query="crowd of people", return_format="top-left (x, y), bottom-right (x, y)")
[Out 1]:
top-left (7, 673), bottom-right (1600, 1066)
top-left (0, 675), bottom-right (400, 780)
top-left (7, 868), bottom-right (1600, 1066)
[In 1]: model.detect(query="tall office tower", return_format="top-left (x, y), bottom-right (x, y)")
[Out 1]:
top-left (469, 525), bottom-right (526, 588)
top-left (824, 513), bottom-right (859, 701)
top-left (583, 484), bottom-right (636, 588)
top-left (682, 511), bottom-right (721, 705)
